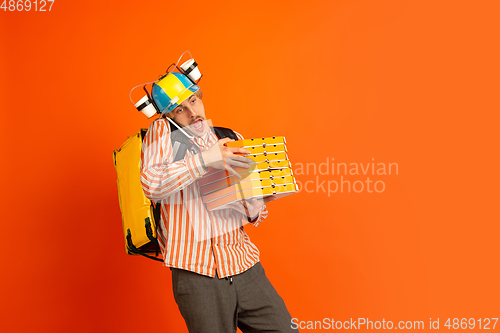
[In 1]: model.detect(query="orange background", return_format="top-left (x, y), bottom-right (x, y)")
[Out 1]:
top-left (1, 0), bottom-right (499, 332)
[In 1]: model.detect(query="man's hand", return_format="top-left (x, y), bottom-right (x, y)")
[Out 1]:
top-left (225, 196), bottom-right (277, 222)
top-left (201, 138), bottom-right (253, 178)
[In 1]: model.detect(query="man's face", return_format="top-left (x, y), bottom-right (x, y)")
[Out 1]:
top-left (170, 93), bottom-right (207, 137)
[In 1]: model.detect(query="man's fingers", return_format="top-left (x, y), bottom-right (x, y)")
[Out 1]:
top-left (227, 159), bottom-right (252, 169)
top-left (230, 156), bottom-right (253, 164)
top-left (226, 165), bottom-right (241, 178)
top-left (227, 147), bottom-right (251, 155)
top-left (219, 138), bottom-right (235, 146)
top-left (264, 196), bottom-right (277, 204)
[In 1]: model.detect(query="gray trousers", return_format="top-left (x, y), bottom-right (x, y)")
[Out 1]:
top-left (171, 262), bottom-right (297, 333)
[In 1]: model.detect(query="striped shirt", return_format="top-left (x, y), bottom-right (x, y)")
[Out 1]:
top-left (140, 118), bottom-right (268, 278)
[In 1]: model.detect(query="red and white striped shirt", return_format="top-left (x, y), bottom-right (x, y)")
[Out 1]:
top-left (140, 118), bottom-right (268, 278)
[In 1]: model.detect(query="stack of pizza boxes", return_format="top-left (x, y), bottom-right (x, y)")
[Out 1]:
top-left (198, 136), bottom-right (299, 211)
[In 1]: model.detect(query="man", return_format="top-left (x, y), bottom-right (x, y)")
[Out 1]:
top-left (140, 71), bottom-right (296, 332)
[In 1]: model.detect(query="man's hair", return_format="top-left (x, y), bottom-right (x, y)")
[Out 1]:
top-left (163, 89), bottom-right (203, 119)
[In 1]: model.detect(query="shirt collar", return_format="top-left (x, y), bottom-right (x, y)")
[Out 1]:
top-left (192, 128), bottom-right (216, 147)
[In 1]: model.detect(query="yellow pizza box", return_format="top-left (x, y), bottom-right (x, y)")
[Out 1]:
top-left (204, 183), bottom-right (299, 211)
top-left (225, 136), bottom-right (287, 148)
top-left (245, 142), bottom-right (286, 155)
top-left (200, 135), bottom-right (298, 211)
top-left (246, 152), bottom-right (288, 164)
top-left (199, 168), bottom-right (294, 196)
top-left (202, 175), bottom-right (296, 201)
top-left (199, 160), bottom-right (291, 187)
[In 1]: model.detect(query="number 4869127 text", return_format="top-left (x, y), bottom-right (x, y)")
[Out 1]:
top-left (1, 0), bottom-right (55, 11)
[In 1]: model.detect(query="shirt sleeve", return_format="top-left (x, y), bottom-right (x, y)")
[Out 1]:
top-left (140, 118), bottom-right (208, 202)
top-left (246, 204), bottom-right (268, 227)
top-left (233, 131), bottom-right (269, 227)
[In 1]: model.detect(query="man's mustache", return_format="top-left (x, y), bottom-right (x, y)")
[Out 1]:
top-left (190, 116), bottom-right (206, 125)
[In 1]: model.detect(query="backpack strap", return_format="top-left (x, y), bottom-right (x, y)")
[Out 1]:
top-left (126, 228), bottom-right (163, 262)
top-left (169, 123), bottom-right (239, 161)
top-left (212, 126), bottom-right (238, 141)
top-left (169, 121), bottom-right (201, 162)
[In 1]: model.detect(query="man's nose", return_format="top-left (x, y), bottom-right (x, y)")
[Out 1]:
top-left (185, 105), bottom-right (197, 117)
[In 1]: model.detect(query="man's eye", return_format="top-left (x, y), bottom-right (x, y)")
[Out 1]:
top-left (177, 109), bottom-right (183, 113)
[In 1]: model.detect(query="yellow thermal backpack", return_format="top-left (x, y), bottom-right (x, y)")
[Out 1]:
top-left (113, 129), bottom-right (163, 261)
